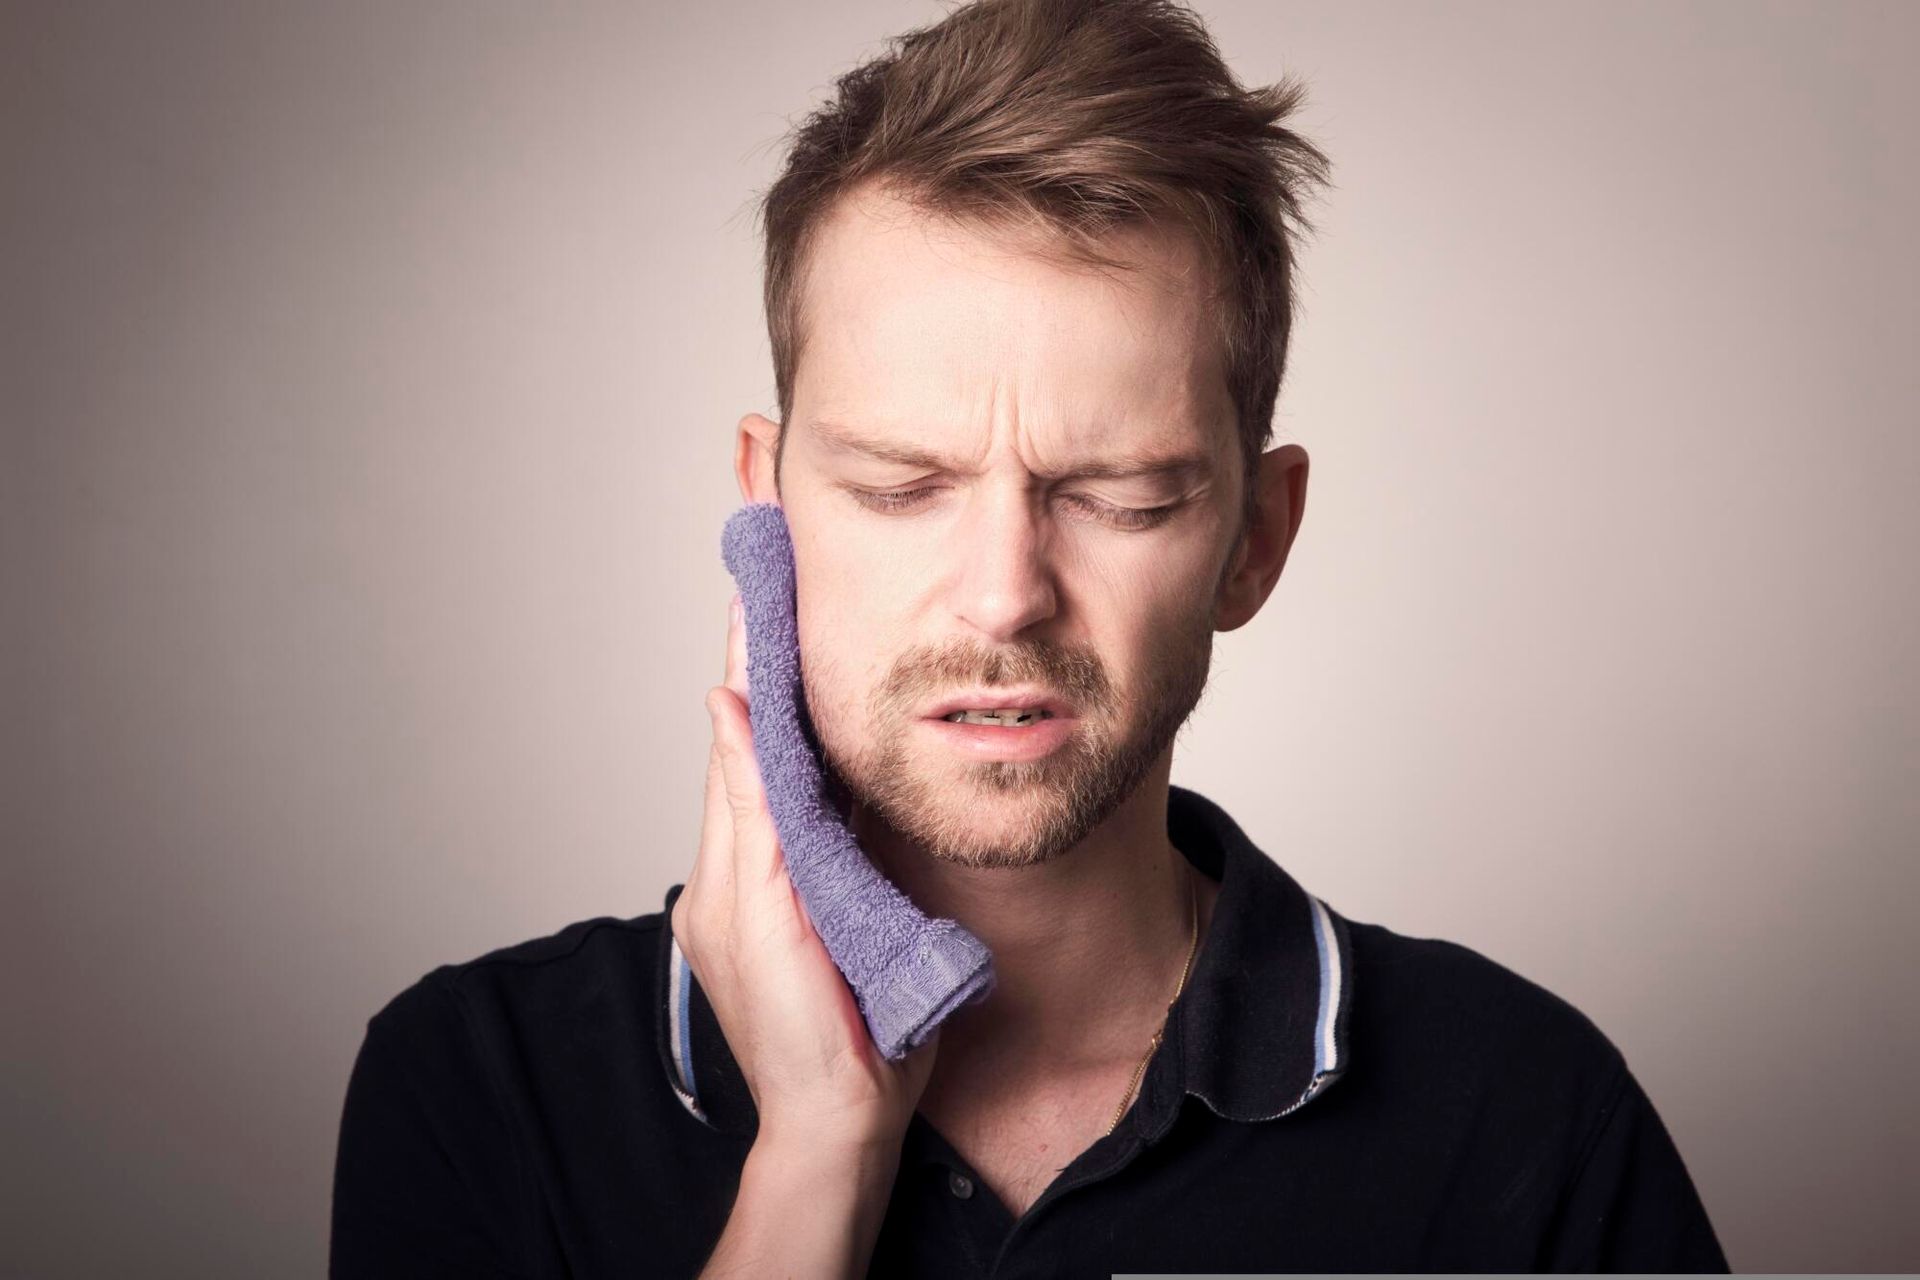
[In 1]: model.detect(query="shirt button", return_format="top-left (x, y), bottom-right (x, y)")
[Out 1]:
top-left (948, 1171), bottom-right (974, 1199)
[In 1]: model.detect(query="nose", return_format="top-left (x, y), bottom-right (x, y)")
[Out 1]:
top-left (947, 483), bottom-right (1058, 642)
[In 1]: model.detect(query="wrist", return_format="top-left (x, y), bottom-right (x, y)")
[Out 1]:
top-left (743, 1129), bottom-right (901, 1246)
top-left (753, 1118), bottom-right (905, 1172)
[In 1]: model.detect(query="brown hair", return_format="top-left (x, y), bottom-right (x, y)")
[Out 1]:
top-left (753, 0), bottom-right (1332, 549)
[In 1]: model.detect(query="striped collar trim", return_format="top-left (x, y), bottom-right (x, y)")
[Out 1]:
top-left (1152, 783), bottom-right (1355, 1127)
top-left (655, 883), bottom-right (756, 1136)
top-left (663, 927), bottom-right (708, 1125)
top-left (655, 783), bottom-right (1354, 1136)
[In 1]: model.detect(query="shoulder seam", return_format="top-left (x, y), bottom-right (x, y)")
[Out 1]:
top-left (430, 970), bottom-right (545, 1251)
top-left (1547, 1052), bottom-right (1634, 1216)
top-left (445, 915), bottom-right (664, 979)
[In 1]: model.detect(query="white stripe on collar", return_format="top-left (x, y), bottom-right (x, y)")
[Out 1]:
top-left (667, 935), bottom-right (708, 1122)
top-left (1306, 893), bottom-right (1349, 1098)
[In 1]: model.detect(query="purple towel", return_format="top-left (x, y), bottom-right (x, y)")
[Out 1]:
top-left (720, 502), bottom-right (996, 1060)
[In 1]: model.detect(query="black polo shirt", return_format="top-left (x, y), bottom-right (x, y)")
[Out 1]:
top-left (330, 783), bottom-right (1730, 1277)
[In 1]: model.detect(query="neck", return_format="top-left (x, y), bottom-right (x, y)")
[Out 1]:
top-left (852, 766), bottom-right (1213, 1076)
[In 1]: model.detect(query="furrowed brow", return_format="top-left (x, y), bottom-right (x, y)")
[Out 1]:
top-left (809, 420), bottom-right (950, 469)
top-left (807, 418), bottom-right (1211, 483)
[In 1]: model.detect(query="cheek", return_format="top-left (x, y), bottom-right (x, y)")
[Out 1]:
top-left (1084, 538), bottom-right (1219, 637)
top-left (1069, 514), bottom-right (1220, 595)
top-left (795, 593), bottom-right (897, 740)
top-left (796, 534), bottom-right (926, 669)
top-left (1107, 589), bottom-right (1216, 693)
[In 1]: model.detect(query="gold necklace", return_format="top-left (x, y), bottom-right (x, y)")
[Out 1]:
top-left (1104, 864), bottom-right (1199, 1136)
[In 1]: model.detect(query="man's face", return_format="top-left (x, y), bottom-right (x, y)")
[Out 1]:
top-left (776, 186), bottom-right (1243, 873)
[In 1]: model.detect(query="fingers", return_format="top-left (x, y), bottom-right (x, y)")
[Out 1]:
top-left (689, 594), bottom-right (744, 918)
top-left (709, 684), bottom-right (781, 898)
top-left (725, 590), bottom-right (749, 702)
top-left (693, 734), bottom-right (729, 904)
top-left (709, 593), bottom-right (781, 897)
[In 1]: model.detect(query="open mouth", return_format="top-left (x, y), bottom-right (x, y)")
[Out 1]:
top-left (937, 708), bottom-right (1057, 727)
top-left (921, 707), bottom-right (1074, 761)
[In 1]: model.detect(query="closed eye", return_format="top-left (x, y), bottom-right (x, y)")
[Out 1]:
top-left (844, 485), bottom-right (1179, 531)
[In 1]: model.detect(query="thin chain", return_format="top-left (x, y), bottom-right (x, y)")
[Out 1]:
top-left (1104, 864), bottom-right (1200, 1137)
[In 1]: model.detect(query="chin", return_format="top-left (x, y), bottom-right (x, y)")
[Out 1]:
top-left (848, 756), bottom-right (1075, 866)
top-left (931, 766), bottom-right (1058, 805)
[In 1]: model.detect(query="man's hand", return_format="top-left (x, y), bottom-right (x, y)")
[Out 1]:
top-left (671, 590), bottom-right (940, 1154)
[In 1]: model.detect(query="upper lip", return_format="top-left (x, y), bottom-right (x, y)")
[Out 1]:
top-left (922, 690), bottom-right (1078, 720)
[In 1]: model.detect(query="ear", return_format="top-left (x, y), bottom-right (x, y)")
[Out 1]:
top-left (736, 412), bottom-right (783, 504)
top-left (1212, 444), bottom-right (1309, 633)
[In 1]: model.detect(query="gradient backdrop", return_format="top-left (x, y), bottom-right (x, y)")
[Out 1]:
top-left (6, 1), bottom-right (1917, 1273)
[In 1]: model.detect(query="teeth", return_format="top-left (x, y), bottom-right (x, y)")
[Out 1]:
top-left (943, 707), bottom-right (1052, 725)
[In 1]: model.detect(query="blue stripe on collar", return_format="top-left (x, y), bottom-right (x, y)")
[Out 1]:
top-left (666, 935), bottom-right (707, 1123)
top-left (1305, 893), bottom-right (1350, 1101)
top-left (1167, 783), bottom-right (1356, 1125)
top-left (656, 881), bottom-right (756, 1136)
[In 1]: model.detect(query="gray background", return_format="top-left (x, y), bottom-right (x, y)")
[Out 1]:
top-left (6, 0), bottom-right (1916, 1273)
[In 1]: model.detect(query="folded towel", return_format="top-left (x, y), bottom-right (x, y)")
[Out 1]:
top-left (720, 502), bottom-right (997, 1060)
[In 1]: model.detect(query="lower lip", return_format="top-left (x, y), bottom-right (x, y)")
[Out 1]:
top-left (919, 714), bottom-right (1076, 762)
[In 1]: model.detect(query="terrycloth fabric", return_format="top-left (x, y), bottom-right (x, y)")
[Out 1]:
top-left (720, 502), bottom-right (996, 1060)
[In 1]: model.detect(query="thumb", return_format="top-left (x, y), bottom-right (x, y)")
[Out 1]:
top-left (900, 1024), bottom-right (942, 1092)
top-left (707, 686), bottom-right (778, 854)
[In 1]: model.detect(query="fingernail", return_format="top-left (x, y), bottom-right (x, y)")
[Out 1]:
top-left (729, 593), bottom-right (742, 626)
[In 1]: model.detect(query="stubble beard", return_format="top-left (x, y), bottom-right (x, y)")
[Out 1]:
top-left (809, 611), bottom-right (1217, 872)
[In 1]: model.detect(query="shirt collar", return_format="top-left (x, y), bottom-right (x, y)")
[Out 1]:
top-left (1159, 782), bottom-right (1354, 1126)
top-left (655, 782), bottom-right (1354, 1139)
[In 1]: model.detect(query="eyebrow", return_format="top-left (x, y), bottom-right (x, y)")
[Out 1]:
top-left (807, 418), bottom-right (1213, 483)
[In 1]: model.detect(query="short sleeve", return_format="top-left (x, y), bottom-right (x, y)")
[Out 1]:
top-left (329, 975), bottom-right (532, 1279)
top-left (1538, 1063), bottom-right (1731, 1273)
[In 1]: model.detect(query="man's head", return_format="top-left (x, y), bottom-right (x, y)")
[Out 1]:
top-left (733, 0), bottom-right (1328, 871)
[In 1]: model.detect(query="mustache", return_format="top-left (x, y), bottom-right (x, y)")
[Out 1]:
top-left (883, 638), bottom-right (1111, 715)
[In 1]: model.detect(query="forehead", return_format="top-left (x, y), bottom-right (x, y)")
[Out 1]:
top-left (793, 185), bottom-right (1230, 454)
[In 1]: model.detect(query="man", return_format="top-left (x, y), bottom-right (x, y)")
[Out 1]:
top-left (330, 0), bottom-right (1729, 1275)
